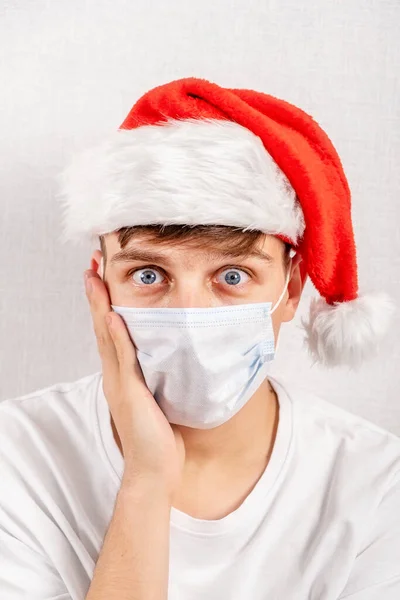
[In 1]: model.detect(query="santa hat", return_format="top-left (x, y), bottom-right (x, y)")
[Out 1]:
top-left (56, 76), bottom-right (395, 368)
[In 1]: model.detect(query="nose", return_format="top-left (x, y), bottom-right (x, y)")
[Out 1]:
top-left (169, 281), bottom-right (220, 308)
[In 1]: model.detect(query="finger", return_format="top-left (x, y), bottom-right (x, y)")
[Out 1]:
top-left (106, 311), bottom-right (147, 388)
top-left (84, 269), bottom-right (119, 379)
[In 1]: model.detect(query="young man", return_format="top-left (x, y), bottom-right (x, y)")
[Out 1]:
top-left (0, 77), bottom-right (399, 600)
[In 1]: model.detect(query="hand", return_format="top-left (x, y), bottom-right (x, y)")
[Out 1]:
top-left (84, 268), bottom-right (185, 498)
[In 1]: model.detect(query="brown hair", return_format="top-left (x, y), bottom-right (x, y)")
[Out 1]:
top-left (99, 224), bottom-right (292, 274)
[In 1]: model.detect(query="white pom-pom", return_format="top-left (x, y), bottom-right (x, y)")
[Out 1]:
top-left (301, 292), bottom-right (396, 369)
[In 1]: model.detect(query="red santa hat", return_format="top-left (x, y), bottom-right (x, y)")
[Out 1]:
top-left (56, 76), bottom-right (395, 368)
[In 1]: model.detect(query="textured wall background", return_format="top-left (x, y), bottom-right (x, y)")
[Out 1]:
top-left (0, 0), bottom-right (399, 433)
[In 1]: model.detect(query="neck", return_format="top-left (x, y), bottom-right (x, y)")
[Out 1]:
top-left (176, 377), bottom-right (279, 467)
top-left (111, 377), bottom-right (279, 470)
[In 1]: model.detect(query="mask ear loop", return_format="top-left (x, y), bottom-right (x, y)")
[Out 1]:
top-left (270, 256), bottom-right (293, 315)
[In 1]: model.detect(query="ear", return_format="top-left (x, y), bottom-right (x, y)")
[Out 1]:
top-left (298, 255), bottom-right (308, 289)
top-left (90, 249), bottom-right (103, 276)
top-left (281, 253), bottom-right (307, 323)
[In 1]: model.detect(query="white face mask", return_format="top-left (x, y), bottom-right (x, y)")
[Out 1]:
top-left (100, 256), bottom-right (292, 429)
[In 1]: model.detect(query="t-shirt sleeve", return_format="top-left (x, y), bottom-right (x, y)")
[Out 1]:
top-left (0, 527), bottom-right (71, 600)
top-left (0, 403), bottom-right (72, 600)
top-left (337, 472), bottom-right (400, 599)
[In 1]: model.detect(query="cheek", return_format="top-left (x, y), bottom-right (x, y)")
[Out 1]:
top-left (103, 278), bottom-right (132, 308)
top-left (114, 281), bottom-right (169, 308)
top-left (271, 310), bottom-right (282, 341)
top-left (275, 294), bottom-right (295, 325)
top-left (270, 286), bottom-right (289, 321)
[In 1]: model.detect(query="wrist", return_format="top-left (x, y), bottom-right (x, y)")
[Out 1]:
top-left (120, 473), bottom-right (174, 505)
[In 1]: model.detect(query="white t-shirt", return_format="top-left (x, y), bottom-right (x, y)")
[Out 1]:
top-left (1, 371), bottom-right (400, 600)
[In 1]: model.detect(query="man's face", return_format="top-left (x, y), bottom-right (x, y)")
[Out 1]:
top-left (91, 231), bottom-right (305, 340)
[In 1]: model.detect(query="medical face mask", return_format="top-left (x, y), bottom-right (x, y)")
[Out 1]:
top-left (100, 257), bottom-right (291, 429)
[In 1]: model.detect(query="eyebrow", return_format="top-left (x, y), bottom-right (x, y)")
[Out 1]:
top-left (110, 246), bottom-right (275, 266)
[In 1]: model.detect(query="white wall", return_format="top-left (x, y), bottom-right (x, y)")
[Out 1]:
top-left (1, 0), bottom-right (399, 433)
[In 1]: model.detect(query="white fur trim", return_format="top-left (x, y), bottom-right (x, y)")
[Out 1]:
top-left (56, 117), bottom-right (305, 245)
top-left (301, 292), bottom-right (396, 369)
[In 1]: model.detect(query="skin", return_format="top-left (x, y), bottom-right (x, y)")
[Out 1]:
top-left (87, 231), bottom-right (307, 519)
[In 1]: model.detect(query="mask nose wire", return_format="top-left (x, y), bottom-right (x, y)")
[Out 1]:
top-left (270, 257), bottom-right (293, 315)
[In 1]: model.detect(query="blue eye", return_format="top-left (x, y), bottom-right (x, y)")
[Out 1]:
top-left (132, 268), bottom-right (165, 286)
top-left (218, 268), bottom-right (250, 286)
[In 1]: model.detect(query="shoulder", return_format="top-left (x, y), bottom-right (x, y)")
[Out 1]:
top-left (0, 370), bottom-right (103, 473)
top-left (0, 371), bottom-right (106, 575)
top-left (276, 375), bottom-right (400, 448)
top-left (270, 375), bottom-right (400, 490)
top-left (0, 371), bottom-right (104, 553)
top-left (0, 370), bottom-right (101, 431)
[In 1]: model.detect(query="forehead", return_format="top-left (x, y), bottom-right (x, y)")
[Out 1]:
top-left (104, 230), bottom-right (284, 264)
